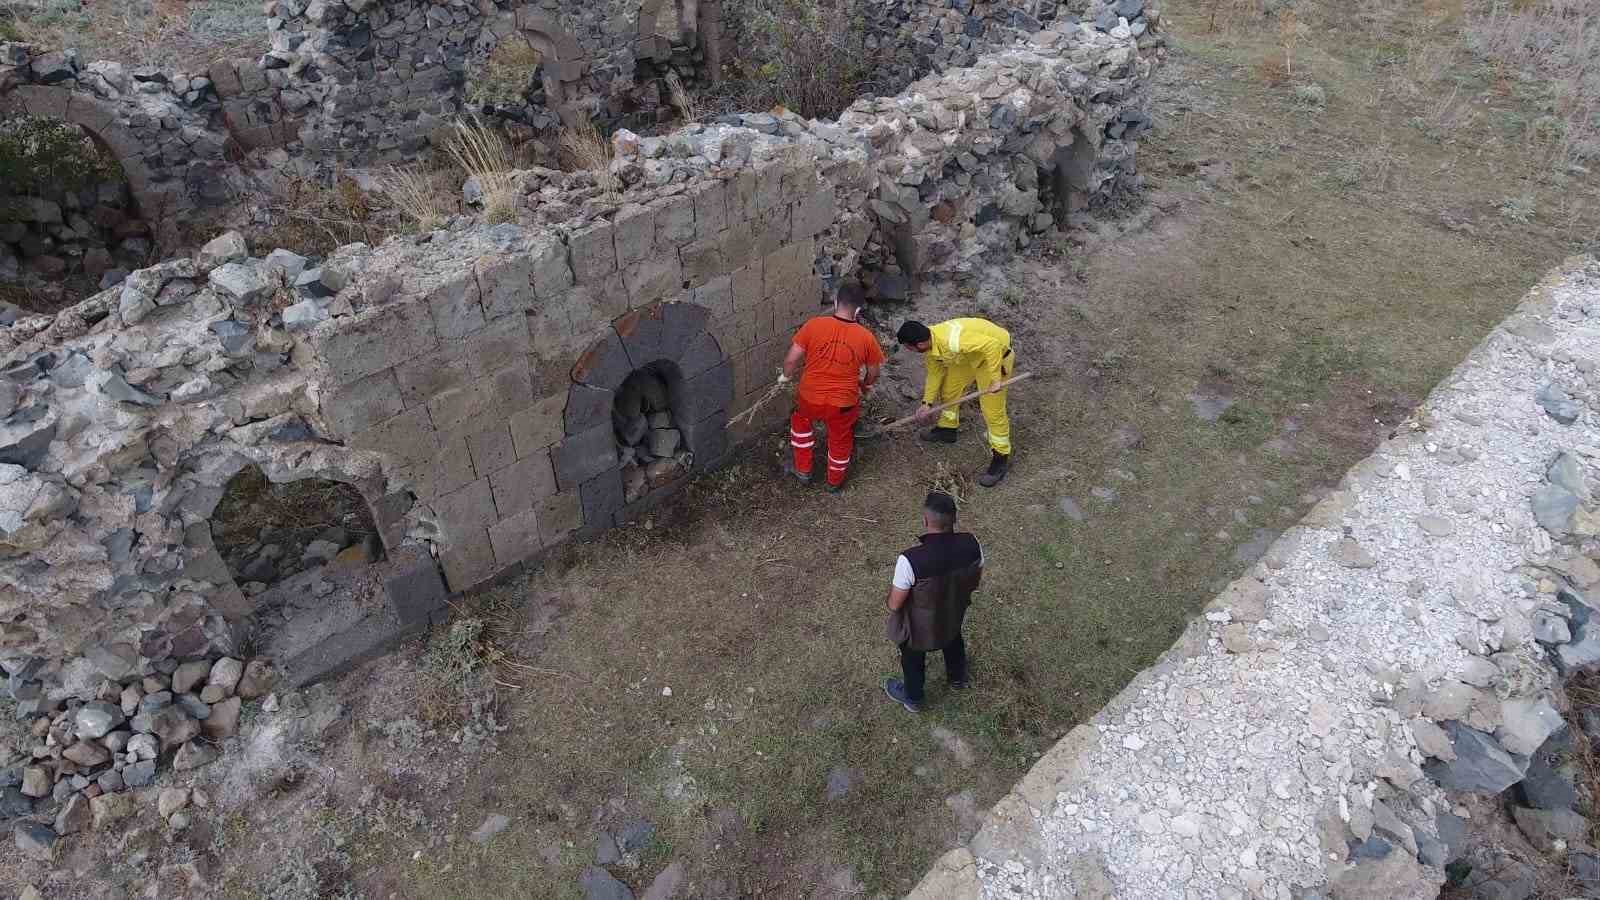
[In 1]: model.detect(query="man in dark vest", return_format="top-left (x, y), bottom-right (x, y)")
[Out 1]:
top-left (883, 491), bottom-right (983, 712)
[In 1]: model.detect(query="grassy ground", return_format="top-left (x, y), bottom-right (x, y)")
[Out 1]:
top-left (0, 0), bottom-right (265, 70)
top-left (7, 1), bottom-right (1598, 898)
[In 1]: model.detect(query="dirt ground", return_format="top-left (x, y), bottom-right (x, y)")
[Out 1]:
top-left (6, 1), bottom-right (1600, 898)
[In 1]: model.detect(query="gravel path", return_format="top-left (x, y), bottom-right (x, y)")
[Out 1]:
top-left (909, 258), bottom-right (1600, 898)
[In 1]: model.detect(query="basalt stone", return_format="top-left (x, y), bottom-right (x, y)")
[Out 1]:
top-left (1423, 721), bottom-right (1528, 794)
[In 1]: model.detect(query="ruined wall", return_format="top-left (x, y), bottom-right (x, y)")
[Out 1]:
top-left (0, 47), bottom-right (237, 248)
top-left (0, 15), bottom-right (1151, 703)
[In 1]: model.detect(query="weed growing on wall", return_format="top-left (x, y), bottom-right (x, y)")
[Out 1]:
top-left (467, 37), bottom-right (544, 108)
top-left (0, 115), bottom-right (121, 199)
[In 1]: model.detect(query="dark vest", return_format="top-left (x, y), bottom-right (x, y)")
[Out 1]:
top-left (901, 531), bottom-right (982, 651)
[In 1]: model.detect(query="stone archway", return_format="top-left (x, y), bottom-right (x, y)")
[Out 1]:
top-left (556, 300), bottom-right (733, 528)
top-left (0, 84), bottom-right (181, 249)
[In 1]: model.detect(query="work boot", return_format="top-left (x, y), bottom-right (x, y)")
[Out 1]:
top-left (977, 451), bottom-right (1009, 487)
top-left (882, 678), bottom-right (923, 713)
top-left (791, 464), bottom-right (812, 485)
top-left (920, 426), bottom-right (958, 444)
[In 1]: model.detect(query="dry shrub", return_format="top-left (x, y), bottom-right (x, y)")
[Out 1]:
top-left (559, 120), bottom-right (620, 200)
top-left (443, 118), bottom-right (519, 224)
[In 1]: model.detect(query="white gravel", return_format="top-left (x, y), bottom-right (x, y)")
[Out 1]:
top-left (910, 259), bottom-right (1600, 899)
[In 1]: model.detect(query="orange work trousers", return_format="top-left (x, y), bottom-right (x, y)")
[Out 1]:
top-left (790, 397), bottom-right (860, 487)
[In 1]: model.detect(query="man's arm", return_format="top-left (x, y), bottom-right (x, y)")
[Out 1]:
top-left (782, 342), bottom-right (806, 381)
top-left (887, 554), bottom-right (913, 610)
top-left (922, 351), bottom-right (943, 405)
top-left (861, 362), bottom-right (881, 391)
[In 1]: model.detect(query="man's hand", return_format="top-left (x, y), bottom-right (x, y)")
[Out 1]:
top-left (985, 380), bottom-right (1005, 395)
top-left (913, 403), bottom-right (936, 424)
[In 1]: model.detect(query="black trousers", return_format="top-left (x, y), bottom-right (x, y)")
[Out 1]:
top-left (899, 633), bottom-right (967, 704)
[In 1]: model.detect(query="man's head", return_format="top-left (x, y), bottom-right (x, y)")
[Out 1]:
top-left (834, 283), bottom-right (865, 316)
top-left (923, 490), bottom-right (958, 532)
top-left (897, 320), bottom-right (932, 352)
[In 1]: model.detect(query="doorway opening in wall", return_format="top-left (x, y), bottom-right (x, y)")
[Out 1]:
top-left (211, 466), bottom-right (382, 594)
top-left (0, 115), bottom-right (153, 314)
top-left (613, 363), bottom-right (694, 504)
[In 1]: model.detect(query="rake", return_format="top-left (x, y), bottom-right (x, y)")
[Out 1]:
top-left (858, 372), bottom-right (1034, 440)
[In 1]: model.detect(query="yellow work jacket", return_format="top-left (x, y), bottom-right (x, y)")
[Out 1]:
top-left (923, 318), bottom-right (1011, 404)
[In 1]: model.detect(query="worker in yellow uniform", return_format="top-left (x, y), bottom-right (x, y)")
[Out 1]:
top-left (896, 318), bottom-right (1014, 487)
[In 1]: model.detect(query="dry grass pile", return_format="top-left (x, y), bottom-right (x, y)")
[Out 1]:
top-left (253, 171), bottom-right (390, 258)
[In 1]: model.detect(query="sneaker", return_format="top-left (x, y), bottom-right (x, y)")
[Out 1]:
top-left (825, 482), bottom-right (844, 494)
top-left (949, 678), bottom-right (971, 690)
top-left (791, 465), bottom-right (812, 485)
top-left (977, 451), bottom-right (1010, 487)
top-left (920, 427), bottom-right (959, 444)
top-left (883, 678), bottom-right (924, 712)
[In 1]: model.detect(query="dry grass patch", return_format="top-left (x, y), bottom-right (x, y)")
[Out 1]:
top-left (0, 0), bottom-right (265, 70)
top-left (443, 118), bottom-right (519, 224)
top-left (559, 119), bottom-right (620, 200)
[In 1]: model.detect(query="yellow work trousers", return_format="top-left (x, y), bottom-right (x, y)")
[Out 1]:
top-left (936, 353), bottom-right (1013, 455)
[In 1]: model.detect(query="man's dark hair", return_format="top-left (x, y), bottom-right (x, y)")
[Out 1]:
top-left (897, 320), bottom-right (931, 346)
top-left (924, 491), bottom-right (958, 530)
top-left (835, 283), bottom-right (865, 312)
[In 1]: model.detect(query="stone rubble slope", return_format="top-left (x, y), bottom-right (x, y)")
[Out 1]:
top-left (910, 257), bottom-right (1600, 899)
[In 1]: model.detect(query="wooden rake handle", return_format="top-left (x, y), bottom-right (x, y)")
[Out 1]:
top-left (876, 371), bottom-right (1034, 433)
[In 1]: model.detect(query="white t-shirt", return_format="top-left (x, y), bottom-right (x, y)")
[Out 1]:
top-left (892, 543), bottom-right (984, 590)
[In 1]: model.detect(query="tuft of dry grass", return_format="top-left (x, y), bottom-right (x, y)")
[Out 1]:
top-left (558, 119), bottom-right (620, 200)
top-left (442, 118), bottom-right (519, 224)
top-left (665, 70), bottom-right (699, 123)
top-left (374, 166), bottom-right (456, 232)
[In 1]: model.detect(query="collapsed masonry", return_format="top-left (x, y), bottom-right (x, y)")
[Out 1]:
top-left (0, 13), bottom-right (1153, 734)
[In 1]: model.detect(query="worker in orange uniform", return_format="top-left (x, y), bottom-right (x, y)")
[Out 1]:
top-left (781, 284), bottom-right (885, 493)
top-left (896, 317), bottom-right (1014, 487)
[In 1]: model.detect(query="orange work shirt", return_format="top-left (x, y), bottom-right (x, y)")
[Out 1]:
top-left (792, 315), bottom-right (886, 408)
